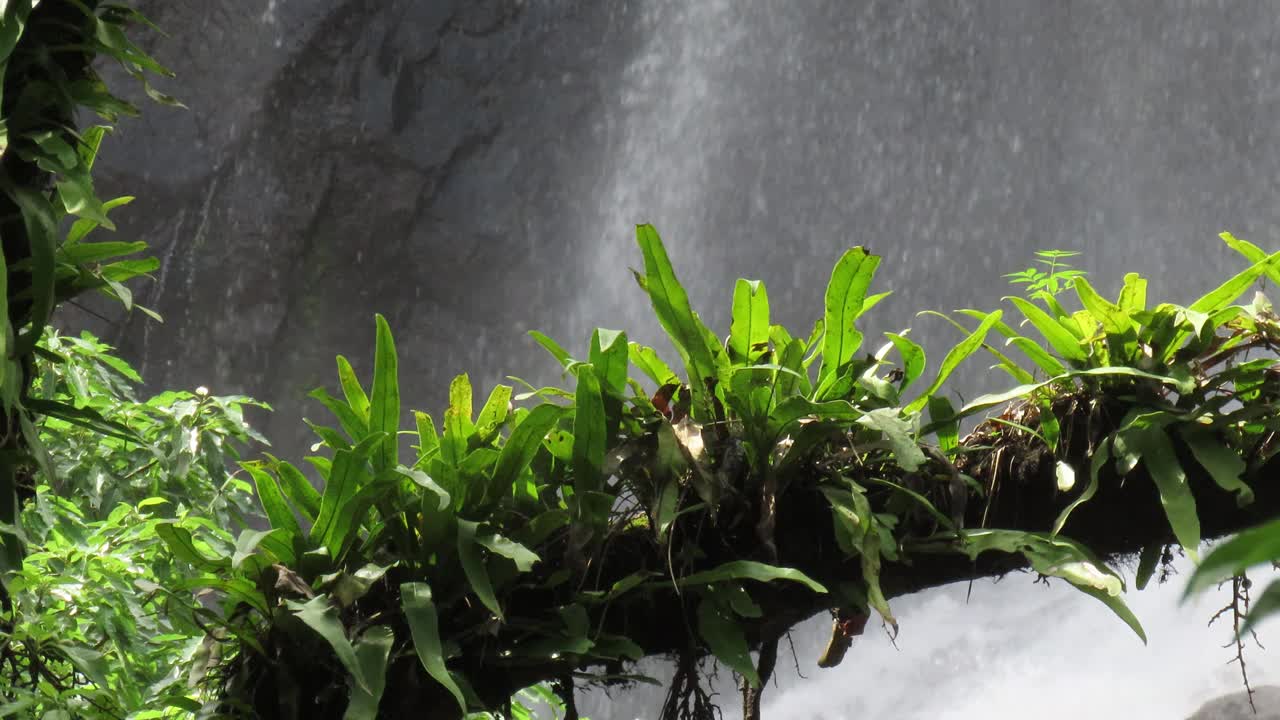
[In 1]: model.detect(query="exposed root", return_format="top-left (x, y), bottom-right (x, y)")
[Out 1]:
top-left (1209, 572), bottom-right (1264, 714)
top-left (660, 651), bottom-right (721, 720)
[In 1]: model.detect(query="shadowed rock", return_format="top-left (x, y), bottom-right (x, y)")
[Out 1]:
top-left (1189, 686), bottom-right (1280, 720)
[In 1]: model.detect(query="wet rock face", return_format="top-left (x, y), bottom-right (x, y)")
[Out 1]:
top-left (91, 0), bottom-right (1280, 462)
top-left (92, 0), bottom-right (650, 452)
top-left (1188, 686), bottom-right (1280, 720)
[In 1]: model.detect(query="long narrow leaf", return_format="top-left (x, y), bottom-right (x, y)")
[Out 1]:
top-left (457, 519), bottom-right (503, 620)
top-left (402, 582), bottom-right (467, 712)
top-left (906, 310), bottom-right (1002, 414)
top-left (635, 224), bottom-right (724, 420)
top-left (344, 625), bottom-right (394, 720)
top-left (335, 355), bottom-right (370, 423)
top-left (1006, 296), bottom-right (1087, 364)
top-left (369, 314), bottom-right (400, 472)
top-left (288, 596), bottom-right (371, 693)
top-left (243, 463), bottom-right (302, 539)
top-left (311, 448), bottom-right (370, 555)
top-left (488, 404), bottom-right (564, 502)
top-left (1188, 249), bottom-right (1280, 314)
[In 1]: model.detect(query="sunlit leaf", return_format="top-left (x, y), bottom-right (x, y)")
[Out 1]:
top-left (634, 224), bottom-right (725, 421)
top-left (729, 279), bottom-right (770, 364)
top-left (818, 247), bottom-right (879, 385)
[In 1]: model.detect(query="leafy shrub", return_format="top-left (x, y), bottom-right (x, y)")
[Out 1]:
top-left (1, 332), bottom-right (266, 718)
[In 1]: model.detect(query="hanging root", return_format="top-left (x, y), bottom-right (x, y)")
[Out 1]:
top-left (661, 650), bottom-right (721, 720)
top-left (1209, 572), bottom-right (1264, 714)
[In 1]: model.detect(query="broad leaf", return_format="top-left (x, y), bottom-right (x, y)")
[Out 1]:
top-left (818, 247), bottom-right (879, 385)
top-left (696, 596), bottom-right (759, 687)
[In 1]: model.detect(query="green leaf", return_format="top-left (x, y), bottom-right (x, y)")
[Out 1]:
top-left (1052, 437), bottom-right (1111, 536)
top-left (1179, 426), bottom-right (1253, 507)
top-left (475, 531), bottom-right (539, 572)
top-left (475, 384), bottom-right (513, 441)
top-left (58, 239), bottom-right (148, 265)
top-left (1074, 277), bottom-right (1138, 359)
top-left (244, 463), bottom-right (302, 539)
top-left (402, 582), bottom-right (467, 712)
top-left (906, 310), bottom-right (1002, 414)
top-left (768, 396), bottom-right (861, 438)
top-left (1220, 232), bottom-right (1280, 284)
top-left (818, 247), bottom-right (880, 385)
top-left (232, 528), bottom-right (277, 570)
top-left (952, 530), bottom-right (1145, 643)
top-left (388, 467), bottom-right (447, 513)
top-left (1117, 273), bottom-right (1148, 314)
top-left (1189, 250), bottom-right (1280, 314)
top-left (288, 596), bottom-right (372, 693)
top-left (928, 396), bottom-right (959, 453)
top-left (8, 184), bottom-right (56, 355)
top-left (457, 519), bottom-right (503, 620)
top-left (443, 374), bottom-right (475, 463)
top-left (24, 398), bottom-right (140, 442)
top-left (344, 625), bottom-right (394, 720)
top-left (1132, 428), bottom-right (1201, 562)
top-left (488, 404), bottom-right (564, 503)
top-left (272, 458), bottom-right (322, 522)
top-left (696, 596), bottom-right (759, 687)
top-left (56, 644), bottom-right (111, 690)
top-left (369, 315), bottom-right (400, 473)
top-left (335, 355), bottom-right (371, 423)
top-left (155, 523), bottom-right (228, 571)
top-left (1135, 543), bottom-right (1161, 591)
top-left (529, 330), bottom-right (573, 369)
top-left (855, 408), bottom-right (926, 472)
top-left (1006, 296), bottom-right (1088, 364)
top-left (729, 279), bottom-right (771, 363)
top-left (634, 224), bottom-right (724, 421)
top-left (1188, 516), bottom-right (1280, 596)
top-left (572, 364), bottom-right (606, 499)
top-left (311, 447), bottom-right (373, 556)
top-left (861, 528), bottom-right (896, 632)
top-left (1074, 277), bottom-right (1134, 337)
top-left (589, 329), bottom-right (630, 395)
top-left (676, 560), bottom-right (827, 594)
top-left (950, 366), bottom-right (1195, 423)
top-left (628, 343), bottom-right (679, 387)
top-left (414, 411), bottom-right (440, 461)
top-left (309, 388), bottom-right (369, 442)
top-left (884, 331), bottom-right (925, 392)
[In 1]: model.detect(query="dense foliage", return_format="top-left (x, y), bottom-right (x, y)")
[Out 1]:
top-left (173, 226), bottom-right (1280, 720)
top-left (5, 4), bottom-right (1280, 720)
top-left (4, 330), bottom-right (264, 717)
